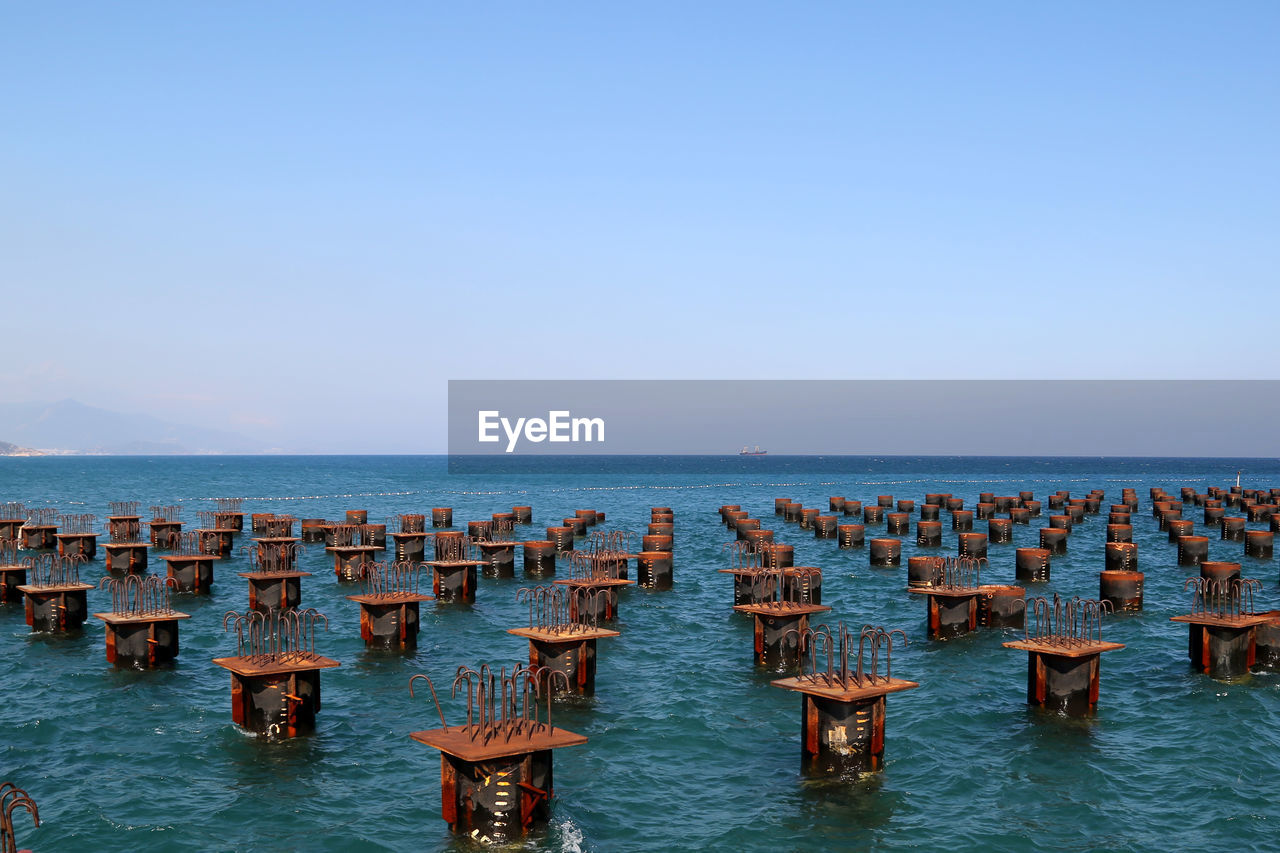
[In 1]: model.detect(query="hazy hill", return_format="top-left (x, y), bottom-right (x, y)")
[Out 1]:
top-left (0, 400), bottom-right (268, 454)
top-left (0, 440), bottom-right (41, 456)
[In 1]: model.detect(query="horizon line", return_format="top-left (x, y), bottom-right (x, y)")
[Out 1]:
top-left (3, 452), bottom-right (1278, 460)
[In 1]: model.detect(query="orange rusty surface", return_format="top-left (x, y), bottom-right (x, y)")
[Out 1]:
top-left (906, 587), bottom-right (985, 597)
top-left (551, 578), bottom-right (634, 589)
top-left (1169, 613), bottom-right (1272, 628)
top-left (731, 602), bottom-right (831, 617)
top-left (237, 571), bottom-right (312, 579)
top-left (211, 655), bottom-right (341, 677)
top-left (771, 676), bottom-right (919, 702)
top-left (440, 756), bottom-right (458, 826)
top-left (17, 583), bottom-right (94, 594)
top-left (93, 612), bottom-right (191, 624)
top-left (1002, 639), bottom-right (1125, 658)
top-left (506, 626), bottom-right (621, 642)
top-left (345, 593), bottom-right (433, 605)
top-left (410, 726), bottom-right (586, 762)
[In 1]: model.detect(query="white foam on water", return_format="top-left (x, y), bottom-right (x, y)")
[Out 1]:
top-left (555, 818), bottom-right (587, 853)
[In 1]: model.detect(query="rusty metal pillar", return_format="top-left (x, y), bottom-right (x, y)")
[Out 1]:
top-left (1015, 547), bottom-right (1051, 582)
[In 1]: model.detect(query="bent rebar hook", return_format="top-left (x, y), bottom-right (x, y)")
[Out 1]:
top-left (1, 782), bottom-right (40, 853)
top-left (408, 674), bottom-right (449, 731)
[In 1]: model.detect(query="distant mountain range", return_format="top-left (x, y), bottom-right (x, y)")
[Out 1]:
top-left (0, 400), bottom-right (270, 455)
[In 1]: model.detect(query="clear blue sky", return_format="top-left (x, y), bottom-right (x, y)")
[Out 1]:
top-left (2, 2), bottom-right (1276, 452)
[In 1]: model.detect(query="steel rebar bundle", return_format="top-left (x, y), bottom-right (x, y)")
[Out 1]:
top-left (586, 529), bottom-right (635, 553)
top-left (242, 540), bottom-right (305, 574)
top-left (1184, 577), bottom-right (1260, 620)
top-left (1024, 593), bottom-right (1112, 648)
top-left (263, 515), bottom-right (296, 537)
top-left (515, 585), bottom-right (602, 634)
top-left (0, 503), bottom-right (26, 520)
top-left (107, 518), bottom-right (143, 543)
top-left (58, 514), bottom-right (97, 534)
top-left (197, 511), bottom-right (233, 531)
top-left (747, 565), bottom-right (820, 609)
top-left (789, 622), bottom-right (909, 689)
top-left (0, 782), bottom-right (40, 853)
top-left (723, 541), bottom-right (763, 570)
top-left (357, 560), bottom-right (424, 597)
top-left (408, 664), bottom-right (571, 744)
top-left (479, 521), bottom-right (514, 543)
top-left (0, 539), bottom-right (19, 566)
top-left (215, 498), bottom-right (244, 513)
top-left (563, 531), bottom-right (632, 579)
top-left (22, 553), bottom-right (84, 587)
top-left (431, 534), bottom-right (477, 562)
top-left (23, 508), bottom-right (57, 527)
top-left (167, 531), bottom-right (203, 556)
top-left (108, 501), bottom-right (141, 516)
top-left (222, 608), bottom-right (328, 664)
top-left (939, 556), bottom-right (985, 589)
top-left (98, 575), bottom-right (178, 616)
top-left (565, 550), bottom-right (625, 581)
top-left (150, 505), bottom-right (182, 522)
top-left (331, 524), bottom-right (359, 547)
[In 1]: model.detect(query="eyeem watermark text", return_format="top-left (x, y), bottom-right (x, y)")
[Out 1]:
top-left (477, 410), bottom-right (605, 453)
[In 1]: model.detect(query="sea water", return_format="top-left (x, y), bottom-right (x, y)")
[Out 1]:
top-left (1, 455), bottom-right (1278, 852)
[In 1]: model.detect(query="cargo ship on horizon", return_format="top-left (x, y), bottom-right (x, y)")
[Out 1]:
top-left (739, 445), bottom-right (767, 456)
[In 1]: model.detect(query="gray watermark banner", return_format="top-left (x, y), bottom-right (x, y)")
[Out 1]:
top-left (447, 379), bottom-right (1280, 471)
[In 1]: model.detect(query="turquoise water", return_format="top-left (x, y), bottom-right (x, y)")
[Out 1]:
top-left (2, 455), bottom-right (1278, 852)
